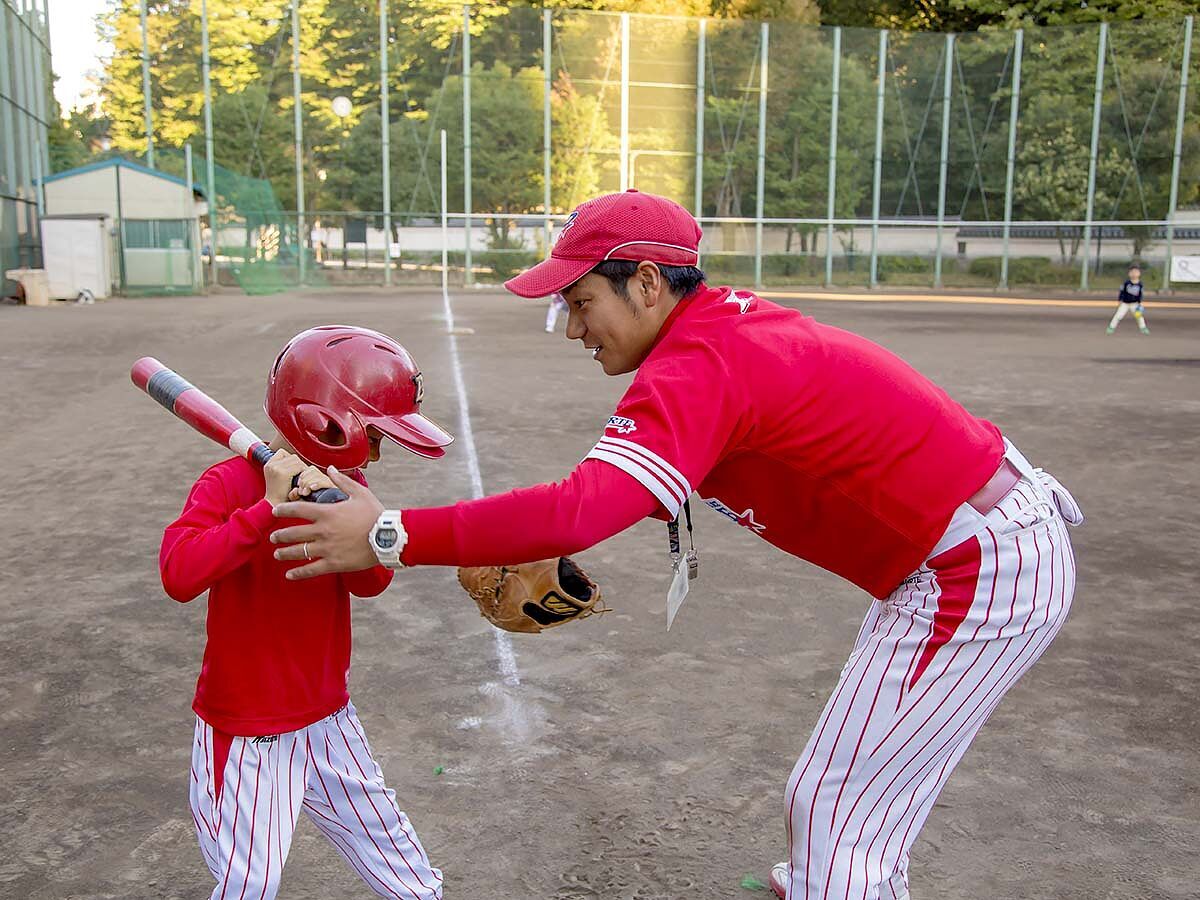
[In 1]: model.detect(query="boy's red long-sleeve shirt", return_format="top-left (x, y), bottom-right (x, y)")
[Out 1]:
top-left (161, 457), bottom-right (392, 736)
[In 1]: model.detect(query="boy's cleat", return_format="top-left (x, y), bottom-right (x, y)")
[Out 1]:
top-left (1105, 326), bottom-right (1115, 334)
top-left (769, 861), bottom-right (788, 898)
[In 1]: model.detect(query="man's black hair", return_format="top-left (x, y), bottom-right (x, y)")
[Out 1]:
top-left (589, 259), bottom-right (706, 300)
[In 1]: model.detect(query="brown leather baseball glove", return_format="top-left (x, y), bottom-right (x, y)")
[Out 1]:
top-left (456, 557), bottom-right (604, 634)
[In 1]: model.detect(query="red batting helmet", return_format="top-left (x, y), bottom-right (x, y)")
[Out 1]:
top-left (265, 325), bottom-right (453, 469)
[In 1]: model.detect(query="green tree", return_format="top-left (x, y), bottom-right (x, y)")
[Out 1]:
top-left (47, 99), bottom-right (106, 173)
top-left (552, 73), bottom-right (619, 211)
top-left (428, 61), bottom-right (545, 247)
top-left (948, 0), bottom-right (1200, 29)
top-left (765, 25), bottom-right (874, 253)
top-left (818, 0), bottom-right (1200, 29)
top-left (701, 19), bottom-right (873, 253)
top-left (1013, 121), bottom-right (1128, 261)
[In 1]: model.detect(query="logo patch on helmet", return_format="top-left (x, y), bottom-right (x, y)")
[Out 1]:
top-left (413, 372), bottom-right (425, 405)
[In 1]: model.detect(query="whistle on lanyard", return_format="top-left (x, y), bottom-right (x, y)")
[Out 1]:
top-left (666, 499), bottom-right (698, 630)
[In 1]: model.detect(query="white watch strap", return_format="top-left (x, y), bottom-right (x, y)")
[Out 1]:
top-left (372, 509), bottom-right (408, 568)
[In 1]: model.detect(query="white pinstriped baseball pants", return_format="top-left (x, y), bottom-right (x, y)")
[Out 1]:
top-left (189, 701), bottom-right (442, 900)
top-left (781, 456), bottom-right (1079, 900)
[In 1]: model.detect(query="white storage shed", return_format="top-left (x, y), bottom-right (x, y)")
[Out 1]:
top-left (40, 158), bottom-right (206, 294)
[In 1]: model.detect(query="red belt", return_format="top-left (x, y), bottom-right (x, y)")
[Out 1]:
top-left (967, 458), bottom-right (1022, 514)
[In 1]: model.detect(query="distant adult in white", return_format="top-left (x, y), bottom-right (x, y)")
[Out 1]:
top-left (544, 292), bottom-right (569, 333)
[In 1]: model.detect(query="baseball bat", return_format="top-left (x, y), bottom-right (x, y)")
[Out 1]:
top-left (130, 357), bottom-right (348, 503)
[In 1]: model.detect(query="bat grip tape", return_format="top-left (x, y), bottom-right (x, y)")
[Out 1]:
top-left (145, 369), bottom-right (194, 410)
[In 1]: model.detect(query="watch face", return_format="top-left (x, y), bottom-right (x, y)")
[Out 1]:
top-left (375, 528), bottom-right (398, 549)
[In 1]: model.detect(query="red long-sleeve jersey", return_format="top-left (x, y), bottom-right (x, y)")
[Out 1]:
top-left (402, 460), bottom-right (658, 566)
top-left (161, 457), bottom-right (392, 736)
top-left (401, 285), bottom-right (1003, 600)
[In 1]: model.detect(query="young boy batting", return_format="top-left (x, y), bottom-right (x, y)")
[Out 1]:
top-left (159, 325), bottom-right (452, 900)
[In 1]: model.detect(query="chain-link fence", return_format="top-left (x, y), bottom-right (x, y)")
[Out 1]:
top-left (0, 0), bottom-right (51, 298)
top-left (134, 4), bottom-right (1199, 295)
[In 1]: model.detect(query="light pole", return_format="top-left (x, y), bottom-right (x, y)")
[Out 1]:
top-left (331, 96), bottom-right (352, 269)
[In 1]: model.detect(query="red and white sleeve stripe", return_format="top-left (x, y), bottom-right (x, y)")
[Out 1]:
top-left (585, 436), bottom-right (691, 517)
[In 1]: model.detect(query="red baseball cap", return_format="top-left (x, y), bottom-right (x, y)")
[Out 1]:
top-left (504, 189), bottom-right (703, 299)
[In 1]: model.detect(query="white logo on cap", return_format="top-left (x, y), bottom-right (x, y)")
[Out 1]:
top-left (560, 210), bottom-right (579, 235)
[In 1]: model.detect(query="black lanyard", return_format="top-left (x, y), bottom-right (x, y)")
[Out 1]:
top-left (667, 499), bottom-right (698, 578)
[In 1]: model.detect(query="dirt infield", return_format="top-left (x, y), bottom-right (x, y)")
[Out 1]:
top-left (1, 287), bottom-right (1197, 899)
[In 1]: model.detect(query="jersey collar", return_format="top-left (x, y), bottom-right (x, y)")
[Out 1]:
top-left (645, 283), bottom-right (724, 357)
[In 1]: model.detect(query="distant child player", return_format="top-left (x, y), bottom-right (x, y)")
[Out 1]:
top-left (1107, 264), bottom-right (1150, 335)
top-left (160, 325), bottom-right (453, 899)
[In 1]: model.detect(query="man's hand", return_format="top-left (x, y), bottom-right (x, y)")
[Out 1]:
top-left (270, 467), bottom-right (384, 580)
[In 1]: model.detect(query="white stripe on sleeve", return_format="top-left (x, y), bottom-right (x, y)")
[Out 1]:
top-left (585, 437), bottom-right (691, 517)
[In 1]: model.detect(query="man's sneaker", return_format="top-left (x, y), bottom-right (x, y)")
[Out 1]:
top-left (1139, 324), bottom-right (1150, 335)
top-left (768, 861), bottom-right (788, 898)
top-left (1105, 325), bottom-right (1115, 334)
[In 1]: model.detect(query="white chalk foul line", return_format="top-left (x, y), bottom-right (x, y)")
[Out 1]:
top-left (441, 285), bottom-right (524, 698)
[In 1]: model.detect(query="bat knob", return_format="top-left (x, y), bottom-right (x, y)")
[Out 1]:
top-left (309, 487), bottom-right (349, 504)
top-left (289, 473), bottom-right (347, 504)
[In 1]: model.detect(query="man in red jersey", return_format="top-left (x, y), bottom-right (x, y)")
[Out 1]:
top-left (270, 192), bottom-right (1083, 900)
top-left (162, 326), bottom-right (449, 900)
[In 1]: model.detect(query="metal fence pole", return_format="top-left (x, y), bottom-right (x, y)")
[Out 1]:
top-left (1080, 22), bottom-right (1107, 291)
top-left (754, 22), bottom-right (768, 288)
top-left (380, 0), bottom-right (392, 286)
top-left (440, 129), bottom-right (448, 297)
top-left (934, 33), bottom-right (954, 288)
top-left (291, 0), bottom-right (306, 285)
top-left (30, 3), bottom-right (50, 175)
top-left (825, 27), bottom-right (841, 286)
top-left (140, 0), bottom-right (154, 167)
top-left (1000, 29), bottom-right (1024, 290)
top-left (33, 139), bottom-right (44, 216)
top-left (11, 1), bottom-right (30, 199)
top-left (543, 9), bottom-right (552, 258)
top-left (462, 5), bottom-right (472, 285)
top-left (185, 142), bottom-right (201, 290)
top-left (201, 0), bottom-right (215, 239)
top-left (0, 4), bottom-right (19, 199)
top-left (620, 13), bottom-right (629, 191)
top-left (1164, 15), bottom-right (1193, 293)
top-left (694, 18), bottom-right (706, 217)
top-left (185, 142), bottom-right (193, 204)
top-left (869, 29), bottom-right (886, 288)
top-left (115, 163), bottom-right (127, 292)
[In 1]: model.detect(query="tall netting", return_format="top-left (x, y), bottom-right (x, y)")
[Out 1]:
top-left (454, 5), bottom-right (545, 283)
top-left (941, 28), bottom-right (1019, 287)
top-left (1, 0), bottom-right (51, 298)
top-left (626, 13), bottom-right (701, 207)
top-left (1093, 18), bottom-right (1192, 285)
top-left (113, 5), bottom-right (1200, 294)
top-left (1007, 24), bottom-right (1107, 286)
top-left (699, 16), bottom-right (764, 283)
top-left (552, 10), bottom-right (624, 203)
top-left (145, 1), bottom-right (307, 294)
